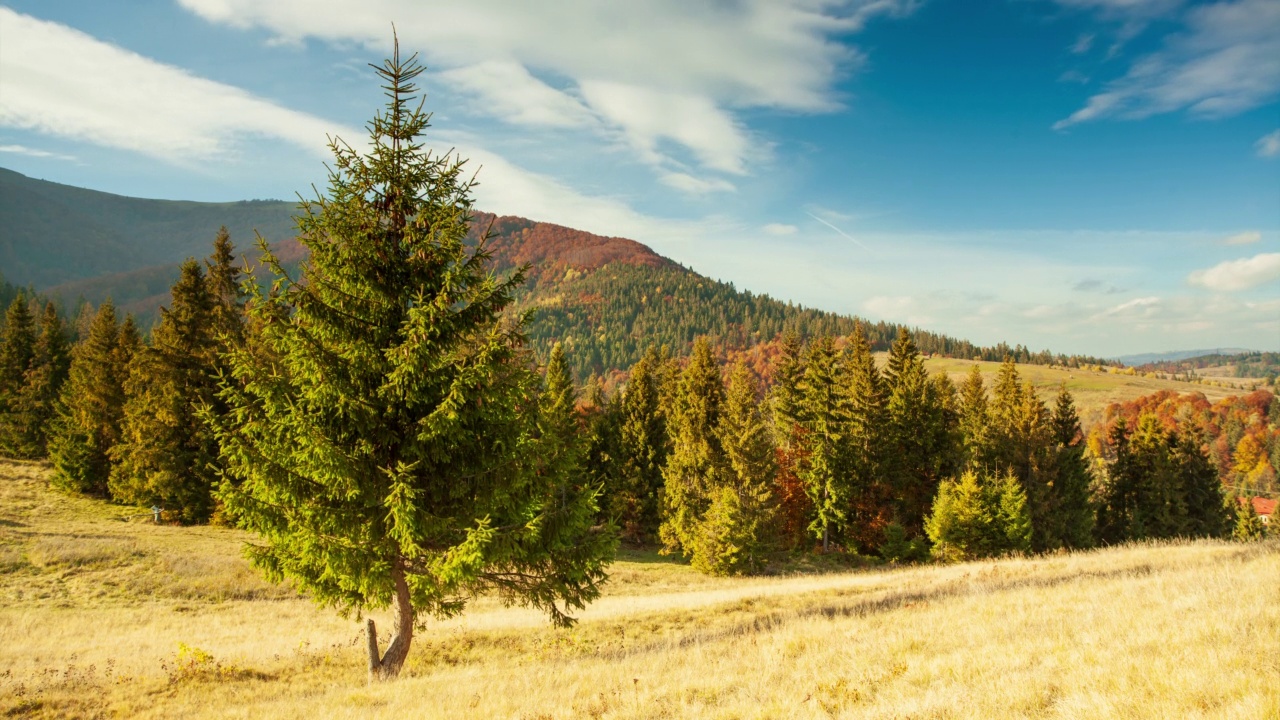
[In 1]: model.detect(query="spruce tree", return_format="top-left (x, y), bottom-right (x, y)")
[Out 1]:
top-left (692, 359), bottom-right (778, 574)
top-left (0, 293), bottom-right (35, 455)
top-left (5, 303), bottom-right (72, 458)
top-left (796, 335), bottom-right (847, 552)
top-left (582, 376), bottom-right (624, 528)
top-left (1232, 498), bottom-right (1265, 541)
top-left (660, 337), bottom-right (727, 556)
top-left (209, 44), bottom-right (614, 681)
top-left (844, 324), bottom-right (890, 552)
top-left (958, 364), bottom-right (993, 471)
top-left (539, 343), bottom-right (586, 503)
top-left (925, 469), bottom-right (1030, 561)
top-left (48, 301), bottom-right (127, 495)
top-left (111, 259), bottom-right (223, 522)
top-left (614, 346), bottom-right (667, 540)
top-left (205, 225), bottom-right (245, 345)
top-left (1049, 385), bottom-right (1094, 549)
top-left (1175, 432), bottom-right (1228, 538)
top-left (883, 329), bottom-right (953, 538)
top-left (769, 331), bottom-right (804, 446)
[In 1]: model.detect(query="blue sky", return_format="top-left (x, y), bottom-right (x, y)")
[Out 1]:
top-left (1, 0), bottom-right (1277, 358)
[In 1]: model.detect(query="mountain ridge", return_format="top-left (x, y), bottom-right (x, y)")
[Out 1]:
top-left (1, 167), bottom-right (1118, 380)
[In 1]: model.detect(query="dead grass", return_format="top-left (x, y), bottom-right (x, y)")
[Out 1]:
top-left (914, 356), bottom-right (1244, 427)
top-left (1, 459), bottom-right (1277, 719)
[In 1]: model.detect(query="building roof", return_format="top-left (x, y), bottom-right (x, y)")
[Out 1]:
top-left (1253, 497), bottom-right (1276, 518)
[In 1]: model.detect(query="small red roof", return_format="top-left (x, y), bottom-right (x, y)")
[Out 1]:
top-left (1241, 496), bottom-right (1276, 518)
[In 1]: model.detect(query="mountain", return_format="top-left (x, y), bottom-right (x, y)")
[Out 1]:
top-left (0, 167), bottom-right (297, 288)
top-left (2, 167), bottom-right (1116, 381)
top-left (1115, 348), bottom-right (1256, 366)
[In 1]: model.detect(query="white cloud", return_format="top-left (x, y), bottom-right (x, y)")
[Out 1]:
top-left (175, 0), bottom-right (917, 184)
top-left (1187, 252), bottom-right (1280, 291)
top-left (1221, 230), bottom-right (1262, 245)
top-left (0, 144), bottom-right (76, 161)
top-left (577, 81), bottom-right (752, 176)
top-left (762, 223), bottom-right (799, 236)
top-left (0, 8), bottom-right (352, 164)
top-left (1257, 129), bottom-right (1280, 158)
top-left (1054, 0), bottom-right (1280, 129)
top-left (436, 61), bottom-right (594, 129)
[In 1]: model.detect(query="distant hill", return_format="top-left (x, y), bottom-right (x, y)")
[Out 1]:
top-left (1115, 348), bottom-right (1255, 366)
top-left (3, 167), bottom-right (1118, 380)
top-left (0, 167), bottom-right (297, 288)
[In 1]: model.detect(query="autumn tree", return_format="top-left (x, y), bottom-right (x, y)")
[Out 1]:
top-left (208, 43), bottom-right (615, 681)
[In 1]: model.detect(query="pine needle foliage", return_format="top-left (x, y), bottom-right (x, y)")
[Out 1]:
top-left (207, 43), bottom-right (615, 681)
top-left (660, 337), bottom-right (727, 555)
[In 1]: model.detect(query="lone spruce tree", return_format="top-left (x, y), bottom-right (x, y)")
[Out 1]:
top-left (209, 43), bottom-right (615, 681)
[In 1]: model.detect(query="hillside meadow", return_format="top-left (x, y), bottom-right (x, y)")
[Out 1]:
top-left (1, 459), bottom-right (1276, 719)
top-left (915, 355), bottom-right (1247, 426)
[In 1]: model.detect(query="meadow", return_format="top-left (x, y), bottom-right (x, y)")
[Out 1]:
top-left (916, 356), bottom-right (1248, 426)
top-left (1, 459), bottom-right (1276, 719)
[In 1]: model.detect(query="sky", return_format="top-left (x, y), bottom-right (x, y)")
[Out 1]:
top-left (0, 0), bottom-right (1277, 358)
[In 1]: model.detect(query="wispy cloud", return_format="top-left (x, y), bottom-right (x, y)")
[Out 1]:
top-left (805, 211), bottom-right (871, 251)
top-left (1257, 129), bottom-right (1280, 158)
top-left (1187, 252), bottom-right (1280, 291)
top-left (762, 223), bottom-right (799, 236)
top-left (0, 144), bottom-right (76, 161)
top-left (1054, 0), bottom-right (1280, 129)
top-left (1221, 230), bottom-right (1262, 245)
top-left (1070, 33), bottom-right (1096, 54)
top-left (0, 8), bottom-right (353, 164)
top-left (175, 0), bottom-right (919, 192)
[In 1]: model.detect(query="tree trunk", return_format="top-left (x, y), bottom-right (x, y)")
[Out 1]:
top-left (367, 560), bottom-right (414, 682)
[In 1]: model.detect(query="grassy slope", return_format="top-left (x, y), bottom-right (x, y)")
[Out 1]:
top-left (916, 355), bottom-right (1247, 426)
top-left (1, 460), bottom-right (1276, 719)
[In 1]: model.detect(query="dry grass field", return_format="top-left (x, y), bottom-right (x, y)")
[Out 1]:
top-left (914, 356), bottom-right (1249, 427)
top-left (1, 458), bottom-right (1277, 719)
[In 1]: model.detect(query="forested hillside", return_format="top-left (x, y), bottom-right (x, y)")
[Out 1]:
top-left (0, 168), bottom-right (296, 288)
top-left (5, 167), bottom-right (1115, 379)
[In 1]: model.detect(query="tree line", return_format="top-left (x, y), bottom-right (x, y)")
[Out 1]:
top-left (0, 237), bottom-right (1267, 557)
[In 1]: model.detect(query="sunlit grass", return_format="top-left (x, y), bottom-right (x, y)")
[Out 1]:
top-left (2, 459), bottom-right (1277, 719)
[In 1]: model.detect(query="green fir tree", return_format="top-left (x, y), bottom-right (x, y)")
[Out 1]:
top-left (111, 259), bottom-right (223, 522)
top-left (3, 303), bottom-right (71, 457)
top-left (48, 301), bottom-right (130, 495)
top-left (208, 44), bottom-right (615, 681)
top-left (690, 359), bottom-right (778, 575)
top-left (660, 337), bottom-right (727, 556)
